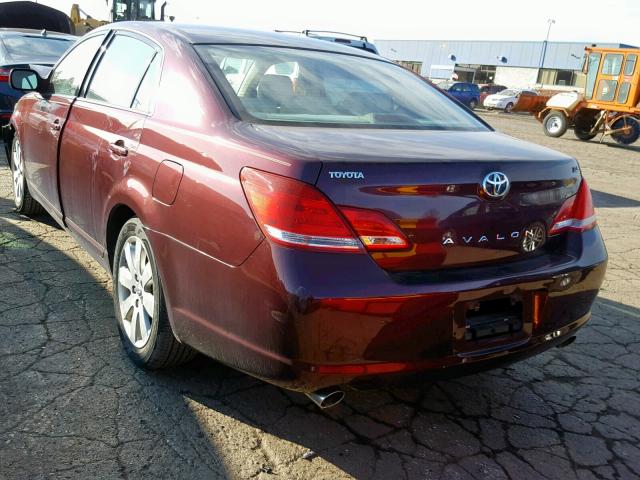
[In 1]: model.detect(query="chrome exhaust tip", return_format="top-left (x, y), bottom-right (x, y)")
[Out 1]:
top-left (557, 335), bottom-right (577, 348)
top-left (305, 388), bottom-right (345, 409)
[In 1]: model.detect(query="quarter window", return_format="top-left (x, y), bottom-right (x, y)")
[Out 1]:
top-left (601, 54), bottom-right (624, 76)
top-left (49, 34), bottom-right (105, 96)
top-left (624, 54), bottom-right (637, 76)
top-left (86, 34), bottom-right (156, 108)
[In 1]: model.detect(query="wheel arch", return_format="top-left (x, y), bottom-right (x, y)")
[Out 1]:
top-left (2, 122), bottom-right (16, 161)
top-left (106, 203), bottom-right (138, 272)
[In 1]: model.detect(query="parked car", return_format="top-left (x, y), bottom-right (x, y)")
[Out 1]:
top-left (484, 88), bottom-right (538, 112)
top-left (437, 81), bottom-right (481, 109)
top-left (4, 22), bottom-right (607, 409)
top-left (479, 83), bottom-right (507, 105)
top-left (0, 28), bottom-right (75, 125)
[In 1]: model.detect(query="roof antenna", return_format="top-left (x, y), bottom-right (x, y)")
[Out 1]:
top-left (41, 29), bottom-right (48, 37)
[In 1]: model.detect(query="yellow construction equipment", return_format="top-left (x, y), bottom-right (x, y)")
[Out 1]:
top-left (528, 46), bottom-right (640, 145)
top-left (70, 1), bottom-right (169, 35)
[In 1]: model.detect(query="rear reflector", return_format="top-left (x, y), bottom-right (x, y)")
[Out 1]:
top-left (240, 168), bottom-right (361, 252)
top-left (339, 206), bottom-right (410, 251)
top-left (549, 178), bottom-right (597, 235)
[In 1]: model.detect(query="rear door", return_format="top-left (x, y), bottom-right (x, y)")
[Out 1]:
top-left (58, 32), bottom-right (159, 248)
top-left (19, 33), bottom-right (106, 221)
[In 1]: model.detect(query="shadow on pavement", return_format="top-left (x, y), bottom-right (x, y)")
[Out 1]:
top-left (1, 180), bottom-right (639, 479)
top-left (592, 190), bottom-right (640, 208)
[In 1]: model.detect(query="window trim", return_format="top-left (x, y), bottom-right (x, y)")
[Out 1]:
top-left (79, 29), bottom-right (163, 115)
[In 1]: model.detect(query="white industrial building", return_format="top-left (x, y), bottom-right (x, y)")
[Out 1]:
top-left (375, 39), bottom-right (636, 90)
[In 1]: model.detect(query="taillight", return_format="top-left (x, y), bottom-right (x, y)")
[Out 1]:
top-left (241, 168), bottom-right (361, 252)
top-left (0, 68), bottom-right (10, 83)
top-left (240, 168), bottom-right (411, 253)
top-left (549, 178), bottom-right (596, 234)
top-left (339, 206), bottom-right (410, 251)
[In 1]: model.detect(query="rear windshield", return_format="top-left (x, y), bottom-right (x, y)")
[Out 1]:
top-left (2, 36), bottom-right (73, 61)
top-left (196, 45), bottom-right (488, 130)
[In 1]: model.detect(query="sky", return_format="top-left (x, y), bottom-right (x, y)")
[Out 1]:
top-left (5, 0), bottom-right (640, 46)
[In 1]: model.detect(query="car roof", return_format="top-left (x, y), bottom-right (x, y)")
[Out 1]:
top-left (0, 28), bottom-right (75, 40)
top-left (103, 22), bottom-right (384, 61)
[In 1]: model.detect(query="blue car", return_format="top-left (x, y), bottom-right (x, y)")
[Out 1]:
top-left (0, 28), bottom-right (75, 125)
top-left (438, 81), bottom-right (481, 109)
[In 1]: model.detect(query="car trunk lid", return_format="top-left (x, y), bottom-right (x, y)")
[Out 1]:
top-left (318, 160), bottom-right (580, 271)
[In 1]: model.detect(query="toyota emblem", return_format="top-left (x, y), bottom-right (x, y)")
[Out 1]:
top-left (482, 171), bottom-right (510, 199)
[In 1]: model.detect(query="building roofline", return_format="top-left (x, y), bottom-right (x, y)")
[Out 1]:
top-left (376, 38), bottom-right (635, 47)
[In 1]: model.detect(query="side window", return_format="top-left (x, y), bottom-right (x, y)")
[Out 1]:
top-left (86, 34), bottom-right (156, 108)
top-left (585, 53), bottom-right (601, 99)
top-left (601, 54), bottom-right (623, 76)
top-left (624, 54), bottom-right (637, 76)
top-left (49, 34), bottom-right (105, 96)
top-left (131, 53), bottom-right (161, 112)
top-left (596, 79), bottom-right (617, 101)
top-left (617, 82), bottom-right (631, 104)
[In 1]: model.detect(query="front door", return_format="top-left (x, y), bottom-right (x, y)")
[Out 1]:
top-left (58, 32), bottom-right (159, 247)
top-left (20, 33), bottom-right (106, 221)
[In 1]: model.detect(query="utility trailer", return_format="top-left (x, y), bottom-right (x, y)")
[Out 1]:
top-left (532, 47), bottom-right (640, 145)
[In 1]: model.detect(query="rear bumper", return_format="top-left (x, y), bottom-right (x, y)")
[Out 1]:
top-left (149, 226), bottom-right (607, 393)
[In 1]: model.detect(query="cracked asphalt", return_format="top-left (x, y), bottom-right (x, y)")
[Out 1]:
top-left (1, 113), bottom-right (639, 479)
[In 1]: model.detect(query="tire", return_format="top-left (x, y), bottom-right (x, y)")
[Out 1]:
top-left (611, 117), bottom-right (640, 145)
top-left (504, 102), bottom-right (514, 113)
top-left (113, 217), bottom-right (196, 369)
top-left (469, 99), bottom-right (477, 110)
top-left (486, 107), bottom-right (494, 111)
top-left (10, 135), bottom-right (44, 216)
top-left (573, 109), bottom-right (598, 141)
top-left (543, 111), bottom-right (568, 138)
top-left (574, 129), bottom-right (597, 141)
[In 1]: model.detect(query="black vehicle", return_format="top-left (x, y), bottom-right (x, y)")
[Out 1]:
top-left (0, 28), bottom-right (75, 125)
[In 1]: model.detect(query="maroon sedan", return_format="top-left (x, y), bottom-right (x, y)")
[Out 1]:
top-left (4, 22), bottom-right (606, 408)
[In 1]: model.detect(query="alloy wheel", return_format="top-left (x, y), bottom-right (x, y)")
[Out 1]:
top-left (11, 138), bottom-right (24, 207)
top-left (117, 236), bottom-right (155, 348)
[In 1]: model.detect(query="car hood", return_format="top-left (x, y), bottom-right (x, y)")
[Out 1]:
top-left (232, 123), bottom-right (572, 164)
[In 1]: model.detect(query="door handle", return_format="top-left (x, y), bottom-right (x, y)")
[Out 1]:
top-left (50, 119), bottom-right (61, 132)
top-left (109, 140), bottom-right (128, 157)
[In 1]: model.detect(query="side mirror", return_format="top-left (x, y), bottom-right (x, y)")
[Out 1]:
top-left (10, 69), bottom-right (41, 91)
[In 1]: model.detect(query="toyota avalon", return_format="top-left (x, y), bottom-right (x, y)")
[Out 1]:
top-left (4, 22), bottom-right (607, 408)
